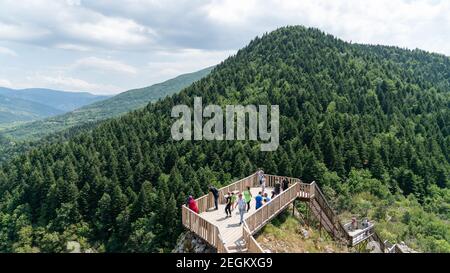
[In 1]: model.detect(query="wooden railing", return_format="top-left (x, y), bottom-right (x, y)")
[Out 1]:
top-left (309, 199), bottom-right (336, 235)
top-left (393, 244), bottom-right (404, 253)
top-left (242, 180), bottom-right (312, 253)
top-left (217, 173), bottom-right (258, 205)
top-left (243, 223), bottom-right (264, 253)
top-left (350, 225), bottom-right (375, 246)
top-left (181, 171), bottom-right (387, 253)
top-left (216, 233), bottom-right (228, 253)
top-left (371, 231), bottom-right (386, 252)
top-left (181, 172), bottom-right (260, 253)
top-left (384, 241), bottom-right (404, 253)
top-left (264, 174), bottom-right (301, 188)
top-left (343, 219), bottom-right (376, 246)
top-left (193, 173), bottom-right (258, 213)
top-left (245, 182), bottom-right (300, 234)
top-left (182, 205), bottom-right (226, 251)
top-left (310, 182), bottom-right (350, 243)
top-left (196, 193), bottom-right (215, 213)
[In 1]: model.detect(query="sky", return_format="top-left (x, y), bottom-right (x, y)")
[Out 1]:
top-left (0, 0), bottom-right (449, 95)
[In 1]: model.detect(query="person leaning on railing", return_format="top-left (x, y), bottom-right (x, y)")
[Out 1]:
top-left (209, 185), bottom-right (219, 210)
top-left (281, 177), bottom-right (289, 191)
top-left (274, 180), bottom-right (281, 195)
top-left (260, 175), bottom-right (266, 193)
top-left (188, 196), bottom-right (199, 214)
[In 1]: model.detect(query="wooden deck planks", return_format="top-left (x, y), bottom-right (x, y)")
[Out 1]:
top-left (200, 187), bottom-right (274, 250)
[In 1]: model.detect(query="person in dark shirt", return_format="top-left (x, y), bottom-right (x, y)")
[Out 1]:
top-left (225, 192), bottom-right (232, 217)
top-left (274, 180), bottom-right (281, 195)
top-left (209, 185), bottom-right (219, 210)
top-left (282, 177), bottom-right (289, 191)
top-left (271, 190), bottom-right (276, 199)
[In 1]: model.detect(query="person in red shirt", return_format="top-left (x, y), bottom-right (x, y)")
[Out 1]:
top-left (188, 196), bottom-right (199, 214)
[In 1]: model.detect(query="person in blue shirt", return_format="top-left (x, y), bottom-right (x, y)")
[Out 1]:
top-left (255, 192), bottom-right (263, 210)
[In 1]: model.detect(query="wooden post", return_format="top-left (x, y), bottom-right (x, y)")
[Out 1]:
top-left (319, 207), bottom-right (322, 236)
top-left (306, 201), bottom-right (310, 226)
top-left (292, 200), bottom-right (295, 216)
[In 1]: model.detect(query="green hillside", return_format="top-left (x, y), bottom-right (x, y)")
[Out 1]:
top-left (0, 88), bottom-right (109, 128)
top-left (0, 26), bottom-right (448, 253)
top-left (0, 94), bottom-right (64, 128)
top-left (0, 67), bottom-right (213, 141)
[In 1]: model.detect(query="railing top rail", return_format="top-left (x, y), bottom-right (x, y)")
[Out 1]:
top-left (344, 220), bottom-right (374, 231)
top-left (189, 172), bottom-right (307, 205)
top-left (243, 221), bottom-right (251, 233)
top-left (312, 181), bottom-right (334, 211)
top-left (351, 224), bottom-right (374, 237)
top-left (182, 204), bottom-right (218, 227)
top-left (250, 181), bottom-right (299, 214)
top-left (264, 174), bottom-right (304, 183)
top-left (220, 172), bottom-right (257, 188)
top-left (189, 172), bottom-right (258, 203)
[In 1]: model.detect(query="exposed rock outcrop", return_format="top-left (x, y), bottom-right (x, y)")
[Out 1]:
top-left (396, 242), bottom-right (418, 253)
top-left (172, 231), bottom-right (216, 253)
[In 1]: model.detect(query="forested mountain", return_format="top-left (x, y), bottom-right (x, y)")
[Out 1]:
top-left (0, 88), bottom-right (110, 112)
top-left (0, 26), bottom-right (448, 253)
top-left (0, 67), bottom-right (213, 141)
top-left (0, 88), bottom-right (108, 128)
top-left (0, 94), bottom-right (63, 126)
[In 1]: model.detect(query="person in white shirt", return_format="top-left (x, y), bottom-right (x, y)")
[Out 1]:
top-left (261, 175), bottom-right (266, 194)
top-left (237, 194), bottom-right (247, 225)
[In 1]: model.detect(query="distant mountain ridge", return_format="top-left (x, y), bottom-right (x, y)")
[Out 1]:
top-left (0, 66), bottom-right (214, 140)
top-left (0, 94), bottom-right (63, 125)
top-left (0, 87), bottom-right (110, 112)
top-left (0, 87), bottom-right (109, 128)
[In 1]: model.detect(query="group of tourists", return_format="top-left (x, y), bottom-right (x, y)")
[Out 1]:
top-left (223, 186), bottom-right (253, 225)
top-left (257, 169), bottom-right (290, 198)
top-left (187, 169), bottom-right (292, 226)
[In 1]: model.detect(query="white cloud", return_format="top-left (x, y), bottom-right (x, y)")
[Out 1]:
top-left (0, 78), bottom-right (13, 88)
top-left (64, 17), bottom-right (156, 49)
top-left (0, 0), bottom-right (448, 94)
top-left (0, 22), bottom-right (50, 42)
top-left (0, 0), bottom-right (448, 54)
top-left (202, 0), bottom-right (450, 55)
top-left (0, 0), bottom-right (155, 50)
top-left (55, 43), bottom-right (92, 52)
top-left (0, 46), bottom-right (17, 56)
top-left (72, 57), bottom-right (138, 75)
top-left (24, 74), bottom-right (122, 95)
top-left (147, 48), bottom-right (232, 79)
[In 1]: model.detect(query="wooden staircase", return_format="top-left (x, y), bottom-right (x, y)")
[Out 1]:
top-left (307, 182), bottom-right (350, 245)
top-left (181, 172), bottom-right (391, 253)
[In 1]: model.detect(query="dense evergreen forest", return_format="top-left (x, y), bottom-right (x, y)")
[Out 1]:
top-left (0, 26), bottom-right (448, 253)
